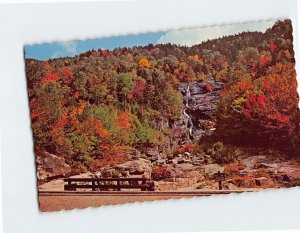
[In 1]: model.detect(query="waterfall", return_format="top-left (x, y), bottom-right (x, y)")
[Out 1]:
top-left (184, 85), bottom-right (193, 140)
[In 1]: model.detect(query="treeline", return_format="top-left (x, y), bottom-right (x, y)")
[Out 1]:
top-left (25, 19), bottom-right (299, 172)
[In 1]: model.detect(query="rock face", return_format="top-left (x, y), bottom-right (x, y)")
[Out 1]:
top-left (114, 159), bottom-right (152, 178)
top-left (153, 163), bottom-right (206, 191)
top-left (204, 164), bottom-right (224, 178)
top-left (178, 78), bottom-right (225, 141)
top-left (238, 155), bottom-right (300, 184)
top-left (227, 155), bottom-right (300, 189)
top-left (36, 151), bottom-right (71, 181)
top-left (180, 78), bottom-right (225, 114)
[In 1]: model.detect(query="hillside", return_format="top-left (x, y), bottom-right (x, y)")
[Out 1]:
top-left (25, 19), bottom-right (300, 187)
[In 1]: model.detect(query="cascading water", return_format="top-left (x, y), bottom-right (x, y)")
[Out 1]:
top-left (179, 79), bottom-right (225, 142)
top-left (183, 85), bottom-right (194, 140)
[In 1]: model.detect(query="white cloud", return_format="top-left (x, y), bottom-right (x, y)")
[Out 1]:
top-left (51, 41), bottom-right (77, 58)
top-left (61, 41), bottom-right (77, 55)
top-left (50, 51), bottom-right (64, 59)
top-left (157, 20), bottom-right (277, 46)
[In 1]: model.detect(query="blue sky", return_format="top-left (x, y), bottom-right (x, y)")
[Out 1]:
top-left (25, 20), bottom-right (277, 61)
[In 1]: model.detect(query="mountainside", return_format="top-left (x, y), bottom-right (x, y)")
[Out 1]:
top-left (25, 19), bottom-right (300, 183)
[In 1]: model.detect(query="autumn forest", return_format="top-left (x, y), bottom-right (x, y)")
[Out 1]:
top-left (25, 19), bottom-right (300, 182)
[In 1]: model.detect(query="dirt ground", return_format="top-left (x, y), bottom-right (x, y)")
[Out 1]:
top-left (38, 195), bottom-right (190, 212)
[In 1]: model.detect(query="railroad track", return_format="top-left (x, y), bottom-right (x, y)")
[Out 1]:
top-left (39, 190), bottom-right (250, 196)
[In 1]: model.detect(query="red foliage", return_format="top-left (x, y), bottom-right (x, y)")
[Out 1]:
top-left (263, 79), bottom-right (271, 91)
top-left (241, 63), bottom-right (297, 131)
top-left (151, 166), bottom-right (170, 180)
top-left (260, 56), bottom-right (270, 65)
top-left (206, 84), bottom-right (213, 92)
top-left (29, 98), bottom-right (37, 108)
top-left (243, 93), bottom-right (267, 118)
top-left (266, 112), bottom-right (290, 129)
top-left (61, 67), bottom-right (73, 78)
top-left (174, 69), bottom-right (181, 76)
top-left (183, 74), bottom-right (191, 82)
top-left (270, 42), bottom-right (277, 53)
top-left (240, 82), bottom-right (247, 91)
top-left (73, 91), bottom-right (80, 98)
top-left (132, 80), bottom-right (146, 96)
top-left (248, 92), bottom-right (256, 103)
top-left (149, 48), bottom-right (154, 55)
top-left (31, 111), bottom-right (44, 120)
top-left (99, 49), bottom-right (109, 57)
top-left (240, 82), bottom-right (252, 91)
top-left (257, 95), bottom-right (266, 107)
top-left (251, 65), bottom-right (257, 75)
top-left (41, 71), bottom-right (60, 84)
top-left (91, 51), bottom-right (98, 57)
top-left (176, 143), bottom-right (196, 154)
top-left (55, 115), bottom-right (68, 130)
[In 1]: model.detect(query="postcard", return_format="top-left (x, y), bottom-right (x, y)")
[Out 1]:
top-left (24, 19), bottom-right (300, 212)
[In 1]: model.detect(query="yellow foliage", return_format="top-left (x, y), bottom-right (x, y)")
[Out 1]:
top-left (138, 57), bottom-right (150, 68)
top-left (233, 97), bottom-right (246, 106)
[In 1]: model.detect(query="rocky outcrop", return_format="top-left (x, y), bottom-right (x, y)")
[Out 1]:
top-left (36, 151), bottom-right (71, 181)
top-left (180, 78), bottom-right (225, 115)
top-left (239, 155), bottom-right (300, 182)
top-left (227, 155), bottom-right (300, 188)
top-left (178, 78), bottom-right (225, 141)
top-left (204, 164), bottom-right (224, 178)
top-left (114, 159), bottom-right (152, 178)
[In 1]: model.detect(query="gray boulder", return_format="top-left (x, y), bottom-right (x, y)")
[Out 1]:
top-left (36, 151), bottom-right (71, 180)
top-left (204, 164), bottom-right (224, 178)
top-left (115, 159), bottom-right (151, 176)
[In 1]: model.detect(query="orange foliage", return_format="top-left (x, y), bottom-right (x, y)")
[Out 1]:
top-left (224, 163), bottom-right (246, 174)
top-left (90, 145), bottom-right (130, 169)
top-left (185, 143), bottom-right (196, 152)
top-left (90, 117), bottom-right (109, 137)
top-left (138, 57), bottom-right (150, 68)
top-left (116, 112), bottom-right (131, 129)
top-left (90, 154), bottom-right (128, 170)
top-left (176, 143), bottom-right (196, 154)
top-left (55, 115), bottom-right (68, 130)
